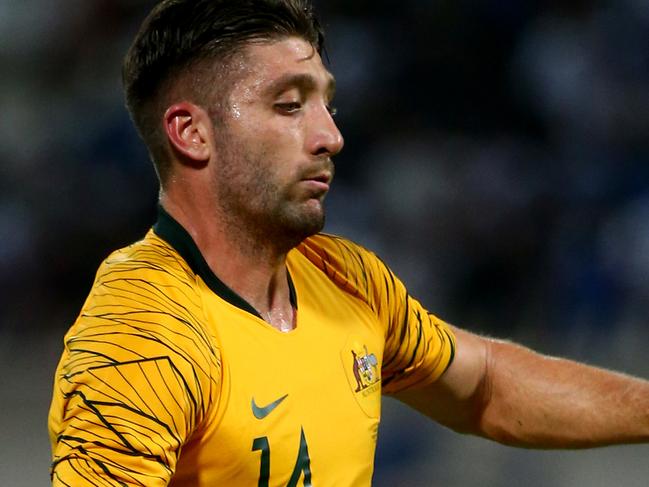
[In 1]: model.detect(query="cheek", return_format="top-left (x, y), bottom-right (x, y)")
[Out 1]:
top-left (259, 127), bottom-right (304, 169)
top-left (265, 124), bottom-right (303, 154)
top-left (226, 111), bottom-right (306, 178)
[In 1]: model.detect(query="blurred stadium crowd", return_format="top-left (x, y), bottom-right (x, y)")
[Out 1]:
top-left (1, 0), bottom-right (648, 486)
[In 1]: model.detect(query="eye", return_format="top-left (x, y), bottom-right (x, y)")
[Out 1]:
top-left (274, 102), bottom-right (302, 115)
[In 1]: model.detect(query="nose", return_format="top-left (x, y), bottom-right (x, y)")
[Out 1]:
top-left (307, 104), bottom-right (344, 157)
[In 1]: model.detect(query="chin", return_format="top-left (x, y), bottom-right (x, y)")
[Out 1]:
top-left (263, 198), bottom-right (326, 249)
top-left (277, 211), bottom-right (325, 248)
top-left (291, 214), bottom-right (325, 239)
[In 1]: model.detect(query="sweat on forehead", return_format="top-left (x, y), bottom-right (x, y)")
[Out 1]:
top-left (224, 39), bottom-right (335, 102)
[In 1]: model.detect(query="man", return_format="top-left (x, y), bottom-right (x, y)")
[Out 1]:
top-left (48, 1), bottom-right (649, 486)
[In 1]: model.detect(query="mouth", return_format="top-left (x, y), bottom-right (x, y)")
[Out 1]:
top-left (301, 170), bottom-right (332, 193)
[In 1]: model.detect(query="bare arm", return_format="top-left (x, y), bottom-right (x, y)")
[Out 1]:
top-left (394, 326), bottom-right (649, 448)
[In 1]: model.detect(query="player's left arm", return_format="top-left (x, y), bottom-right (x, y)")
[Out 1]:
top-left (394, 326), bottom-right (649, 448)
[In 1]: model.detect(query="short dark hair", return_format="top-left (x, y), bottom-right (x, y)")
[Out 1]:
top-left (122, 0), bottom-right (324, 182)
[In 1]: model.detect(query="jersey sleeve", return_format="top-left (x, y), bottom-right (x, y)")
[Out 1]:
top-left (48, 239), bottom-right (221, 486)
top-left (298, 234), bottom-right (456, 395)
top-left (379, 277), bottom-right (456, 394)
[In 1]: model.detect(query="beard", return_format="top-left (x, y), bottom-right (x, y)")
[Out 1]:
top-left (212, 134), bottom-right (333, 253)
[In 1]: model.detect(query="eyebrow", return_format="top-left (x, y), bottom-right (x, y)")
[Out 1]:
top-left (264, 72), bottom-right (336, 101)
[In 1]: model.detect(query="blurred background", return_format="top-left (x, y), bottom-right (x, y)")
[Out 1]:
top-left (1, 0), bottom-right (648, 485)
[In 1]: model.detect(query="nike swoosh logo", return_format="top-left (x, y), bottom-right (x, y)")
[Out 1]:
top-left (252, 394), bottom-right (289, 420)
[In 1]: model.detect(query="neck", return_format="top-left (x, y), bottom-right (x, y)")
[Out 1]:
top-left (160, 192), bottom-right (296, 331)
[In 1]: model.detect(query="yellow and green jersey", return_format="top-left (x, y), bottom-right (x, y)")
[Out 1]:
top-left (48, 207), bottom-right (455, 486)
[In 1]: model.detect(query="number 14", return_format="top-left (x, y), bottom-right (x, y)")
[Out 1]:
top-left (252, 427), bottom-right (312, 487)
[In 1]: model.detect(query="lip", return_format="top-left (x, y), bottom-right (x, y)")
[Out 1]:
top-left (301, 171), bottom-right (332, 192)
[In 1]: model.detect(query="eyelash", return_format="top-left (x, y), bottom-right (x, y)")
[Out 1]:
top-left (274, 102), bottom-right (338, 117)
top-left (275, 102), bottom-right (302, 114)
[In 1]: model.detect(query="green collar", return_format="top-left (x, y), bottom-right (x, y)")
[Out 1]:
top-left (152, 205), bottom-right (297, 319)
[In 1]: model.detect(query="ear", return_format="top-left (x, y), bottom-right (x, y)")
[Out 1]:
top-left (163, 102), bottom-right (212, 164)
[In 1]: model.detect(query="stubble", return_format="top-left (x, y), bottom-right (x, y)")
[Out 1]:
top-left (212, 131), bottom-right (331, 255)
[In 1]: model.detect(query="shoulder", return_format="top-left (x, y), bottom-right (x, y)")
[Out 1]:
top-left (296, 233), bottom-right (398, 309)
top-left (297, 233), bottom-right (386, 275)
top-left (96, 228), bottom-right (196, 288)
top-left (50, 231), bottom-right (220, 480)
top-left (66, 229), bottom-right (213, 369)
top-left (80, 229), bottom-right (204, 325)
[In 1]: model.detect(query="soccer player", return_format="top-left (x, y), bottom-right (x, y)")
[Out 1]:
top-left (48, 1), bottom-right (649, 486)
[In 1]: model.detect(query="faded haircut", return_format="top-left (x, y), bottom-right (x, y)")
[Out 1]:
top-left (122, 0), bottom-right (324, 182)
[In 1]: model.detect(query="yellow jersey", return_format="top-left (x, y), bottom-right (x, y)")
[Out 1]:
top-left (48, 207), bottom-right (455, 486)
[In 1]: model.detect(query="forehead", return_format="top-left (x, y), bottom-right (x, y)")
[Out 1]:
top-left (233, 37), bottom-right (335, 96)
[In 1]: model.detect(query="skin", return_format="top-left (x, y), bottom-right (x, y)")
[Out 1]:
top-left (157, 36), bottom-right (649, 447)
top-left (396, 326), bottom-right (649, 447)
top-left (160, 37), bottom-right (342, 329)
